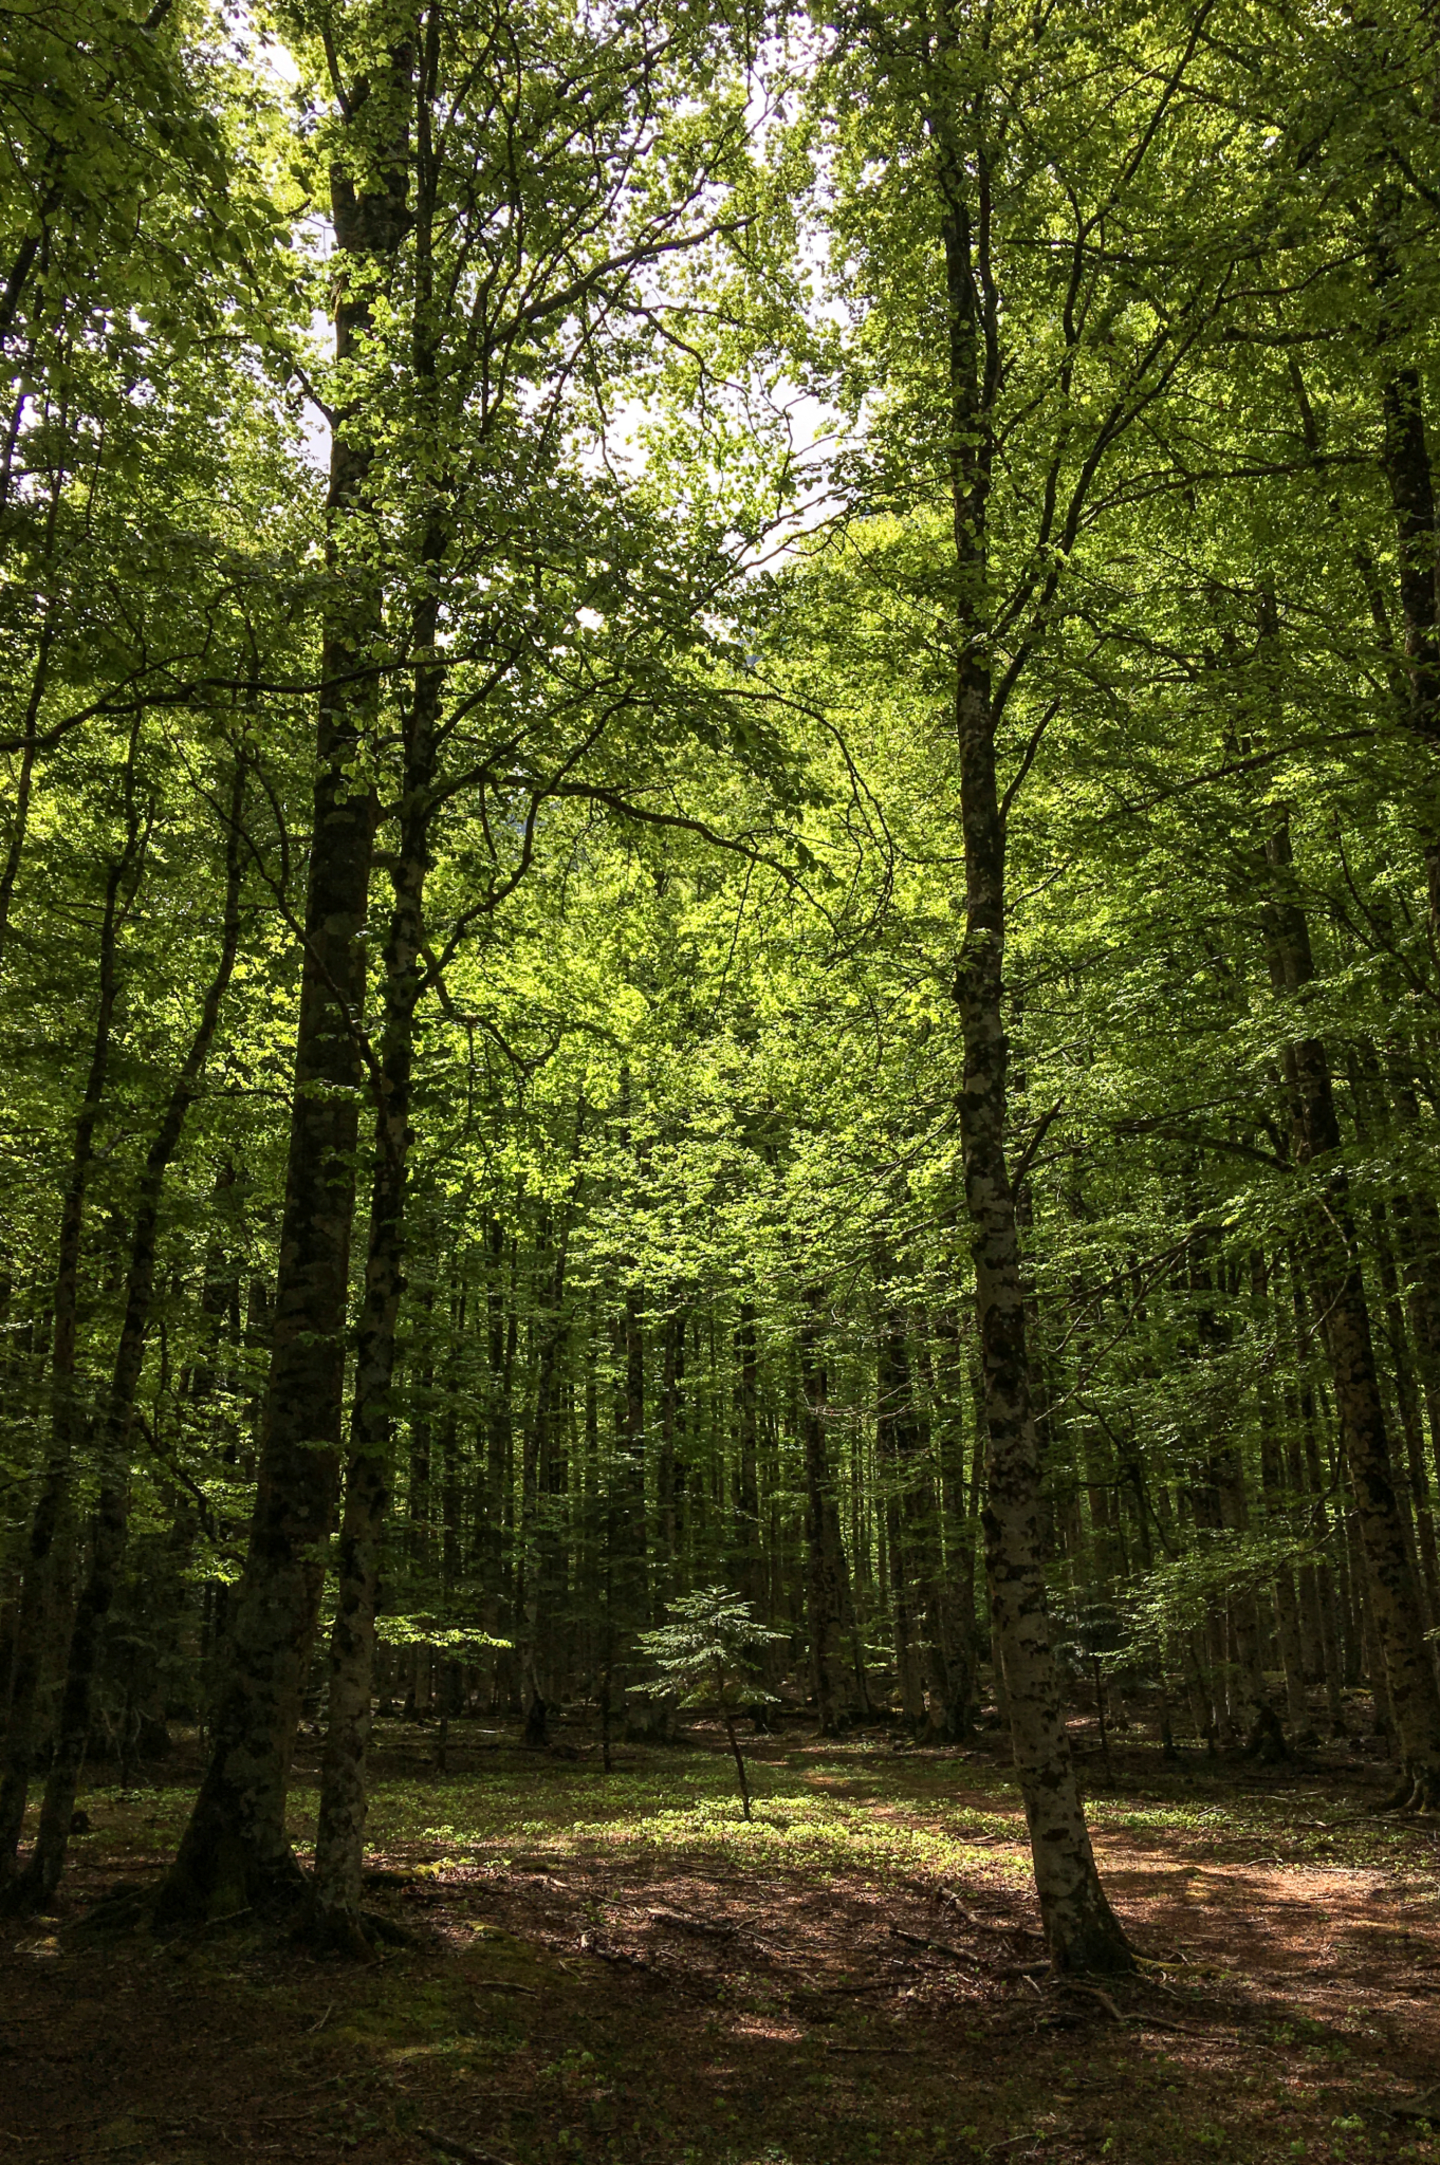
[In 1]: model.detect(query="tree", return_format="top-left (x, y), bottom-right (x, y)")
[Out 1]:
top-left (638, 1586), bottom-right (784, 1820)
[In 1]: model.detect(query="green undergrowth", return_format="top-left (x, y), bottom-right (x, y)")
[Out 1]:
top-left (56, 1728), bottom-right (1440, 1904)
top-left (355, 1737), bottom-right (1032, 1888)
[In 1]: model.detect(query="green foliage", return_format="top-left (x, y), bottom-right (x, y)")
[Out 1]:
top-left (638, 1588), bottom-right (786, 1710)
top-left (3, 0), bottom-right (1440, 1881)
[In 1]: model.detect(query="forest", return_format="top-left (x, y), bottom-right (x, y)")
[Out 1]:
top-left (3, 0), bottom-right (1440, 2159)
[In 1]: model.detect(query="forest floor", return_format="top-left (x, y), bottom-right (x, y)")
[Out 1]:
top-left (2, 1711), bottom-right (1440, 2165)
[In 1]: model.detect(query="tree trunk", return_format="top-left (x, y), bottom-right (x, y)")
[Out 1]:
top-left (799, 1298), bottom-right (848, 1736)
top-left (735, 1301), bottom-right (762, 1608)
top-left (950, 555), bottom-right (1130, 1959)
top-left (305, 559), bottom-right (441, 1951)
top-left (0, 724), bottom-right (142, 1895)
top-left (875, 1287), bottom-right (927, 1727)
top-left (928, 51), bottom-right (1129, 1972)
top-left (1260, 807), bottom-right (1440, 1804)
top-left (11, 760), bottom-right (246, 1912)
top-left (155, 55), bottom-right (412, 1926)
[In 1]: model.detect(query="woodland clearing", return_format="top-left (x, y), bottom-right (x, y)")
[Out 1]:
top-left (4, 1714), bottom-right (1440, 2165)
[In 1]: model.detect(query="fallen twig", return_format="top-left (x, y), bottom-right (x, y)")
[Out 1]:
top-left (890, 1925), bottom-right (981, 1967)
top-left (418, 2128), bottom-right (517, 2165)
top-left (1388, 2087), bottom-right (1440, 2122)
top-left (645, 1905), bottom-right (736, 1938)
top-left (306, 2002), bottom-right (335, 2035)
top-left (823, 2042), bottom-right (918, 2056)
top-left (942, 1896), bottom-right (1046, 1945)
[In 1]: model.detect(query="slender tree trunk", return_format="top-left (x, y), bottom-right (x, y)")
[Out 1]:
top-left (1261, 807), bottom-right (1440, 1805)
top-left (799, 1298), bottom-right (848, 1735)
top-left (657, 1302), bottom-right (686, 1597)
top-left (926, 51), bottom-right (1129, 1971)
top-left (306, 555), bottom-right (441, 1950)
top-left (0, 620), bottom-right (53, 983)
top-left (1385, 1073), bottom-right (1440, 1493)
top-left (1253, 1256), bottom-right (1309, 1740)
top-left (956, 684), bottom-right (1123, 1932)
top-left (717, 1660), bottom-right (751, 1822)
top-left (11, 761), bottom-right (247, 1911)
top-left (0, 726), bottom-right (142, 1895)
top-left (156, 55), bottom-right (412, 1924)
top-left (1369, 1204), bottom-right (1440, 1658)
top-left (519, 1213), bottom-right (572, 1747)
top-left (609, 1274), bottom-right (647, 1729)
top-left (876, 1286), bottom-right (927, 1726)
top-left (735, 1302), bottom-right (761, 1607)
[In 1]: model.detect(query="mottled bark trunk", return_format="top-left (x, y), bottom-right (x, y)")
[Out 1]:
top-left (11, 763), bottom-right (246, 1912)
top-left (306, 582), bottom-right (439, 1951)
top-left (0, 620), bottom-right (52, 984)
top-left (952, 626), bottom-right (1129, 1963)
top-left (156, 59), bottom-right (411, 1925)
top-left (799, 1300), bottom-right (848, 1736)
top-left (1261, 809), bottom-right (1440, 1804)
top-left (929, 58), bottom-right (1128, 1970)
top-left (876, 1292), bottom-right (927, 1726)
top-left (0, 730), bottom-right (142, 1895)
top-left (735, 1302), bottom-right (761, 1608)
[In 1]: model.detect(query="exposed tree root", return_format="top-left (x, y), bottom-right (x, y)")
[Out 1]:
top-left (1381, 1762), bottom-right (1440, 1814)
top-left (70, 1847), bottom-right (413, 1958)
top-left (292, 1890), bottom-right (412, 1959)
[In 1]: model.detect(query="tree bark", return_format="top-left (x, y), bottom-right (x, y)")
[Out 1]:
top-left (305, 580), bottom-right (439, 1951)
top-left (1260, 807), bottom-right (1440, 1804)
top-left (155, 52), bottom-right (412, 1926)
top-left (0, 722), bottom-right (143, 1895)
top-left (799, 1297), bottom-right (849, 1736)
top-left (10, 759), bottom-right (246, 1912)
top-left (927, 38), bottom-right (1131, 1971)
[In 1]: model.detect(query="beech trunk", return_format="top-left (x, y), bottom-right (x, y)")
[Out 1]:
top-left (928, 35), bottom-right (1131, 1972)
top-left (0, 729), bottom-right (142, 1895)
top-left (11, 761), bottom-right (245, 1912)
top-left (1261, 808), bottom-right (1440, 1805)
top-left (155, 60), bottom-right (411, 1926)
